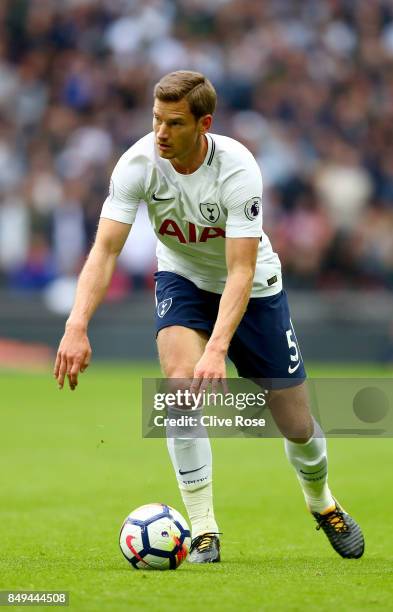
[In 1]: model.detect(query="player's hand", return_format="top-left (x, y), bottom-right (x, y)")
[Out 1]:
top-left (191, 348), bottom-right (228, 396)
top-left (54, 325), bottom-right (92, 391)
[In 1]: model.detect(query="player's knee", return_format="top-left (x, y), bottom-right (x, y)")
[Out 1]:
top-left (165, 375), bottom-right (194, 396)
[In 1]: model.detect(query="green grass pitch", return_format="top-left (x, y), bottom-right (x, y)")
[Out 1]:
top-left (1, 363), bottom-right (392, 611)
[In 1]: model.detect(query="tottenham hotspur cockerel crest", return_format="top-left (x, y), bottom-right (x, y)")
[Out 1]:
top-left (199, 202), bottom-right (220, 223)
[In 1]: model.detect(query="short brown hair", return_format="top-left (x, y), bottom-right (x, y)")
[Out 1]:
top-left (154, 71), bottom-right (217, 119)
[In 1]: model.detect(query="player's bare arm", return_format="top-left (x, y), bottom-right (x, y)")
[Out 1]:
top-left (54, 218), bottom-right (131, 391)
top-left (192, 236), bottom-right (259, 391)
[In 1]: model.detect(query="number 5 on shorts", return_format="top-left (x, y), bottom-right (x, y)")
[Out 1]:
top-left (286, 325), bottom-right (301, 374)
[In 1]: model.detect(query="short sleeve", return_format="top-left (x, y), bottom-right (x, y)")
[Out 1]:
top-left (100, 153), bottom-right (146, 225)
top-left (223, 156), bottom-right (263, 238)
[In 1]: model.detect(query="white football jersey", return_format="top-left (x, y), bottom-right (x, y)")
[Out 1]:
top-left (101, 132), bottom-right (282, 297)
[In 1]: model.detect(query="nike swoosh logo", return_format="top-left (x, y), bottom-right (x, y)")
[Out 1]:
top-left (152, 192), bottom-right (173, 201)
top-left (179, 465), bottom-right (206, 476)
top-left (288, 362), bottom-right (300, 374)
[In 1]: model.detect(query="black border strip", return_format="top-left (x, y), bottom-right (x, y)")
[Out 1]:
top-left (207, 137), bottom-right (216, 166)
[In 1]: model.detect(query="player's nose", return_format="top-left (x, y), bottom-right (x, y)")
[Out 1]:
top-left (157, 124), bottom-right (169, 140)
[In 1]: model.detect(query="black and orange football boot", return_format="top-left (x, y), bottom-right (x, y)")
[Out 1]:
top-left (188, 533), bottom-right (221, 563)
top-left (312, 499), bottom-right (364, 559)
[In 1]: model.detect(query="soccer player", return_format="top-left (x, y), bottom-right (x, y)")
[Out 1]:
top-left (54, 71), bottom-right (364, 563)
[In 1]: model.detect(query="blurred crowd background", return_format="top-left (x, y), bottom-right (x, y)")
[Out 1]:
top-left (1, 0), bottom-right (393, 302)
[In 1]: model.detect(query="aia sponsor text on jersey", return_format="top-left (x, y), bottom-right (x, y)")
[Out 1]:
top-left (158, 219), bottom-right (225, 244)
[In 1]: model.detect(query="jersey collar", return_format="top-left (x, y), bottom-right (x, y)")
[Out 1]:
top-left (205, 134), bottom-right (216, 167)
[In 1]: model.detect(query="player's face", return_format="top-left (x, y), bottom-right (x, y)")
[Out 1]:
top-left (153, 98), bottom-right (210, 163)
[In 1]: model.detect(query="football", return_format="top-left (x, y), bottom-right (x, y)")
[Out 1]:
top-left (119, 503), bottom-right (191, 570)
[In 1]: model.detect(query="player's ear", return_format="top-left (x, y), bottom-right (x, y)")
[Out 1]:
top-left (199, 114), bottom-right (212, 134)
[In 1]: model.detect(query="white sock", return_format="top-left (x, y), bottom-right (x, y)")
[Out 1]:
top-left (284, 418), bottom-right (335, 513)
top-left (181, 482), bottom-right (218, 539)
top-left (167, 436), bottom-right (219, 538)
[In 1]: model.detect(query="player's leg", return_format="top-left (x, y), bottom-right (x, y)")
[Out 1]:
top-left (268, 382), bottom-right (335, 512)
top-left (229, 290), bottom-right (364, 558)
top-left (158, 325), bottom-right (220, 562)
top-left (268, 382), bottom-right (364, 558)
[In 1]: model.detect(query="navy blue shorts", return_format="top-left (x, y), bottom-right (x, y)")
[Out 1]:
top-left (154, 271), bottom-right (306, 389)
